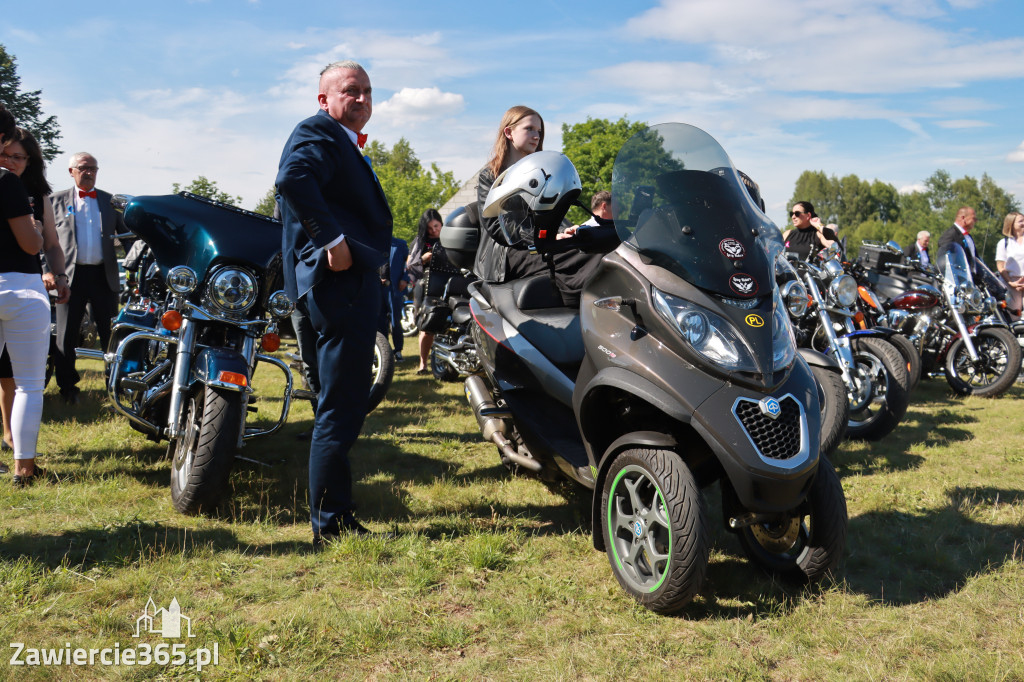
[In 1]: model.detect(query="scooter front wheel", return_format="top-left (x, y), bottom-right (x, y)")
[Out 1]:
top-left (601, 448), bottom-right (709, 614)
top-left (736, 457), bottom-right (847, 582)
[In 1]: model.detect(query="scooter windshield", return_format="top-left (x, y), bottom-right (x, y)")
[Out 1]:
top-left (611, 123), bottom-right (782, 300)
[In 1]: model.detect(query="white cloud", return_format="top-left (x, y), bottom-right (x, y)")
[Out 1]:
top-left (935, 119), bottom-right (992, 129)
top-left (375, 87), bottom-right (465, 123)
top-left (1008, 142), bottom-right (1024, 163)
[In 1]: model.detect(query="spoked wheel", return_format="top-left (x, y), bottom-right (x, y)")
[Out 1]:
top-left (736, 457), bottom-right (848, 582)
top-left (169, 385), bottom-right (242, 515)
top-left (602, 448), bottom-right (709, 614)
top-left (400, 301), bottom-right (418, 337)
top-left (944, 326), bottom-right (1021, 398)
top-left (367, 331), bottom-right (395, 412)
top-left (845, 337), bottom-right (909, 440)
top-left (810, 364), bottom-right (849, 458)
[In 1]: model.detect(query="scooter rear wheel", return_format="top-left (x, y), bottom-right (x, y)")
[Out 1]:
top-left (601, 448), bottom-right (709, 614)
top-left (736, 456), bottom-right (847, 582)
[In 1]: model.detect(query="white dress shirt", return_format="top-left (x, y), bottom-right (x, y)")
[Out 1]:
top-left (73, 187), bottom-right (103, 264)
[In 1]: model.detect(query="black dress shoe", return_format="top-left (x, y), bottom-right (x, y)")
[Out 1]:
top-left (312, 517), bottom-right (374, 549)
top-left (12, 466), bottom-right (50, 488)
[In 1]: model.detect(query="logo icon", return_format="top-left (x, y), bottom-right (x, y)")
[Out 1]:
top-left (758, 397), bottom-right (782, 420)
top-left (745, 313), bottom-right (765, 327)
top-left (719, 238), bottom-right (746, 259)
top-left (633, 520), bottom-right (644, 537)
top-left (134, 598), bottom-right (195, 639)
top-left (729, 273), bottom-right (758, 296)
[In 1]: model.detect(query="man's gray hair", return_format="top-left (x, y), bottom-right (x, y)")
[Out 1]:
top-left (320, 60), bottom-right (365, 77)
top-left (917, 230), bottom-right (930, 240)
top-left (69, 152), bottom-right (96, 169)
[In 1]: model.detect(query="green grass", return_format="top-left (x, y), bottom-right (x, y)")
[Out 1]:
top-left (1, 345), bottom-right (1023, 681)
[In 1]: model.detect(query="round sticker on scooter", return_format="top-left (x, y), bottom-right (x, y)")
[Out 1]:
top-left (729, 273), bottom-right (758, 297)
top-left (719, 238), bottom-right (746, 259)
top-left (745, 313), bottom-right (765, 328)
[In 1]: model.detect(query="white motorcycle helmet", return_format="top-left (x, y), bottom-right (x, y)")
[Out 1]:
top-left (482, 151), bottom-right (582, 246)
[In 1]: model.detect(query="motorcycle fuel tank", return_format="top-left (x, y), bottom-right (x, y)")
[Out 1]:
top-left (889, 286), bottom-right (940, 311)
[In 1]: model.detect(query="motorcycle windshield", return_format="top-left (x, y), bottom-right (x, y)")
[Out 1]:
top-left (611, 123), bottom-right (782, 299)
top-left (939, 242), bottom-right (973, 289)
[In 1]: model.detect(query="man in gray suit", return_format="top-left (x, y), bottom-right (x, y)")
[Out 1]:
top-left (48, 152), bottom-right (125, 404)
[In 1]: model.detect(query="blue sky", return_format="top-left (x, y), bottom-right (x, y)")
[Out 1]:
top-left (4, 0), bottom-right (1023, 229)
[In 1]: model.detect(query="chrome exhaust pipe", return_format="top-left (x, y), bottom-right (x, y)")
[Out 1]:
top-left (464, 375), bottom-right (541, 472)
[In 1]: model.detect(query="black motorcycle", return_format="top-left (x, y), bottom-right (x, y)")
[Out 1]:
top-left (449, 125), bottom-right (847, 613)
top-left (80, 192), bottom-right (297, 514)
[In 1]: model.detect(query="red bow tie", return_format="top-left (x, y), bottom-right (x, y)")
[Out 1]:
top-left (356, 133), bottom-right (368, 149)
top-left (79, 189), bottom-right (97, 199)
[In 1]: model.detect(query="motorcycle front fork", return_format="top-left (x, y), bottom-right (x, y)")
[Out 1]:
top-left (166, 319), bottom-right (197, 440)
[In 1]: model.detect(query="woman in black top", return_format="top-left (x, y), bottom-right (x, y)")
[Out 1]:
top-left (0, 121), bottom-right (69, 484)
top-left (406, 208), bottom-right (448, 373)
top-left (783, 201), bottom-right (837, 260)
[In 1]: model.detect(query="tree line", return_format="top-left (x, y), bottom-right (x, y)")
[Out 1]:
top-left (788, 169), bottom-right (1021, 264)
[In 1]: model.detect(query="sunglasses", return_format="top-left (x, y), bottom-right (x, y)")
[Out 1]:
top-left (790, 211), bottom-right (806, 217)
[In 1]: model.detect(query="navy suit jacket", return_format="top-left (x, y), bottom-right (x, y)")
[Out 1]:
top-left (276, 110), bottom-right (393, 300)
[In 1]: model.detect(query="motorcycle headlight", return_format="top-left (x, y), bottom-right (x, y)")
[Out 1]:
top-left (953, 284), bottom-right (969, 313)
top-left (771, 291), bottom-right (797, 371)
top-left (208, 267), bottom-right (258, 313)
top-left (780, 280), bottom-right (810, 318)
top-left (829, 274), bottom-right (858, 308)
top-left (267, 290), bottom-right (294, 318)
top-left (967, 287), bottom-right (984, 313)
top-left (166, 266), bottom-right (199, 295)
top-left (653, 288), bottom-right (757, 372)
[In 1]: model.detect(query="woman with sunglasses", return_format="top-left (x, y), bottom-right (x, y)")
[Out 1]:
top-left (0, 125), bottom-right (70, 484)
top-left (783, 201), bottom-right (837, 260)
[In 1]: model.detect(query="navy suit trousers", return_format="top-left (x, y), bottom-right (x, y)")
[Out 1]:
top-left (304, 266), bottom-right (381, 536)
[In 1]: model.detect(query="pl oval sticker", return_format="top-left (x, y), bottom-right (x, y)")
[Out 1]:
top-left (719, 238), bottom-right (746, 259)
top-left (729, 273), bottom-right (758, 297)
top-left (745, 313), bottom-right (765, 328)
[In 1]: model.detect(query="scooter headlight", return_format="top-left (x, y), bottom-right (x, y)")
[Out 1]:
top-left (208, 267), bottom-right (258, 313)
top-left (780, 280), bottom-right (810, 318)
top-left (267, 290), bottom-right (294, 318)
top-left (829, 274), bottom-right (858, 308)
top-left (166, 266), bottom-right (199, 295)
top-left (653, 288), bottom-right (757, 372)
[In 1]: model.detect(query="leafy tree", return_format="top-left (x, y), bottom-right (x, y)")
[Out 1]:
top-left (561, 116), bottom-right (649, 223)
top-left (171, 176), bottom-right (241, 206)
top-left (366, 137), bottom-right (459, 241)
top-left (254, 187), bottom-right (277, 217)
top-left (0, 44), bottom-right (61, 161)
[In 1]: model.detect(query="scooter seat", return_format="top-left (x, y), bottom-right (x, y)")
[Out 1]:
top-left (489, 276), bottom-right (584, 369)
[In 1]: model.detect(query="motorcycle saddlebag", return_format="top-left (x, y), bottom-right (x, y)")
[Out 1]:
top-left (416, 298), bottom-right (451, 333)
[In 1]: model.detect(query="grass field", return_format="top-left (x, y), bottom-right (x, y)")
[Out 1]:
top-left (1, 346), bottom-right (1022, 681)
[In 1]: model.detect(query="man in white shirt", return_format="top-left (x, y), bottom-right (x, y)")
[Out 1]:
top-left (49, 152), bottom-right (125, 404)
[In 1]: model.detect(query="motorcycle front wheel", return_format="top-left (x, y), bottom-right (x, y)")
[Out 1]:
top-left (736, 457), bottom-right (848, 582)
top-left (601, 448), bottom-right (709, 614)
top-left (846, 337), bottom-right (909, 440)
top-left (887, 333), bottom-right (922, 391)
top-left (368, 331), bottom-right (395, 412)
top-left (401, 301), bottom-right (418, 337)
top-left (944, 326), bottom-right (1021, 398)
top-left (169, 385), bottom-right (242, 515)
top-left (809, 364), bottom-right (849, 458)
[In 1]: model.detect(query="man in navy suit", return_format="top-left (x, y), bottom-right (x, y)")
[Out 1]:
top-left (276, 60), bottom-right (393, 546)
top-left (937, 206), bottom-right (979, 276)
